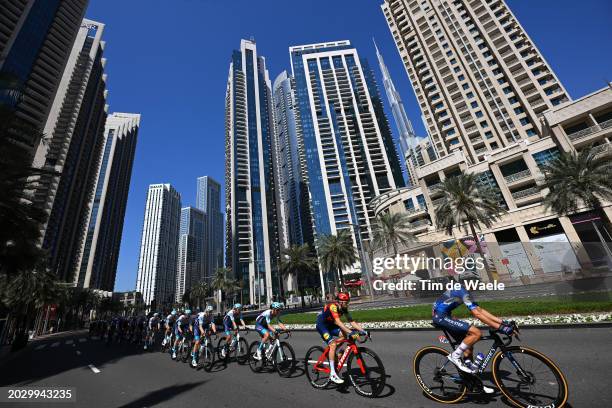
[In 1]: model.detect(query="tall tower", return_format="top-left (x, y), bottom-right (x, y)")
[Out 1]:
top-left (225, 39), bottom-right (283, 304)
top-left (289, 41), bottom-right (405, 293)
top-left (374, 39), bottom-right (424, 185)
top-left (381, 0), bottom-right (569, 163)
top-left (36, 19), bottom-right (109, 283)
top-left (136, 184), bottom-right (181, 307)
top-left (176, 207), bottom-right (206, 303)
top-left (0, 0), bottom-right (89, 159)
top-left (196, 176), bottom-right (223, 282)
top-left (75, 113), bottom-right (141, 291)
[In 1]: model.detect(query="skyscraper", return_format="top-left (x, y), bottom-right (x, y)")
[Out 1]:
top-left (136, 184), bottom-right (181, 307)
top-left (196, 176), bottom-right (223, 281)
top-left (0, 0), bottom-right (89, 159)
top-left (289, 41), bottom-right (405, 293)
top-left (35, 19), bottom-right (109, 283)
top-left (225, 39), bottom-right (283, 304)
top-left (176, 207), bottom-right (206, 302)
top-left (381, 0), bottom-right (569, 162)
top-left (75, 113), bottom-right (141, 291)
top-left (374, 40), bottom-right (424, 185)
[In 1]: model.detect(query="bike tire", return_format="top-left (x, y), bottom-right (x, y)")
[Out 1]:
top-left (304, 346), bottom-right (331, 389)
top-left (236, 337), bottom-right (249, 365)
top-left (413, 346), bottom-right (467, 404)
top-left (202, 343), bottom-right (215, 372)
top-left (275, 341), bottom-right (296, 377)
top-left (248, 341), bottom-right (265, 373)
top-left (492, 346), bottom-right (569, 408)
top-left (216, 337), bottom-right (230, 362)
top-left (347, 346), bottom-right (386, 398)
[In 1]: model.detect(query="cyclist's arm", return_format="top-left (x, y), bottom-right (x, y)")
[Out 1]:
top-left (239, 318), bottom-right (246, 329)
top-left (471, 306), bottom-right (502, 328)
top-left (211, 322), bottom-right (217, 334)
top-left (332, 316), bottom-right (353, 336)
top-left (199, 323), bottom-right (205, 334)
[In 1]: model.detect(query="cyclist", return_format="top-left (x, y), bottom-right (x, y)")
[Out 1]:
top-left (315, 292), bottom-right (366, 384)
top-left (191, 306), bottom-right (217, 367)
top-left (432, 279), bottom-right (514, 374)
top-left (221, 303), bottom-right (246, 358)
top-left (144, 312), bottom-right (161, 350)
top-left (162, 310), bottom-right (177, 347)
top-left (172, 309), bottom-right (191, 360)
top-left (253, 302), bottom-right (287, 361)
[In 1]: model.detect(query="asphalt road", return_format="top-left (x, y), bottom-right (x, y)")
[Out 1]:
top-left (0, 327), bottom-right (610, 408)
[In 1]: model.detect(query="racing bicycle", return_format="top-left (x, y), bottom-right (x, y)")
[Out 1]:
top-left (195, 330), bottom-right (217, 371)
top-left (217, 328), bottom-right (249, 364)
top-left (248, 330), bottom-right (296, 377)
top-left (413, 323), bottom-right (568, 408)
top-left (304, 332), bottom-right (386, 398)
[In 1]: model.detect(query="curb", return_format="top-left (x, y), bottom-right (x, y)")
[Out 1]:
top-left (275, 321), bottom-right (612, 332)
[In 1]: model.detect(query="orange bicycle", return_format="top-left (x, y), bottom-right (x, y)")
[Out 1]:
top-left (304, 332), bottom-right (386, 398)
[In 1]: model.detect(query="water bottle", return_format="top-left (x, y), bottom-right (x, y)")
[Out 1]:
top-left (474, 353), bottom-right (485, 369)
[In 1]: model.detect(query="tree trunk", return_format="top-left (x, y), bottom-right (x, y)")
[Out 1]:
top-left (296, 269), bottom-right (306, 309)
top-left (337, 266), bottom-right (345, 289)
top-left (468, 222), bottom-right (494, 282)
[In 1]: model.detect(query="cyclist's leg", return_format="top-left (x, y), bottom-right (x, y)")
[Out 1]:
top-left (433, 314), bottom-right (480, 371)
top-left (254, 324), bottom-right (268, 359)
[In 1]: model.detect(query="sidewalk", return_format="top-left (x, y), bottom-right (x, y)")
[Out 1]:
top-left (0, 329), bottom-right (88, 365)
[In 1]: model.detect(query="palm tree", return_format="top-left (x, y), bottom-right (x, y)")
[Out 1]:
top-left (190, 280), bottom-right (209, 310)
top-left (540, 148), bottom-right (612, 264)
top-left (317, 230), bottom-right (358, 293)
top-left (212, 267), bottom-right (231, 312)
top-left (280, 244), bottom-right (317, 308)
top-left (434, 172), bottom-right (504, 282)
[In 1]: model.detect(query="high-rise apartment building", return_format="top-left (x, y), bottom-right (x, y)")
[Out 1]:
top-left (0, 0), bottom-right (89, 158)
top-left (75, 113), bottom-right (141, 291)
top-left (136, 184), bottom-right (181, 306)
top-left (176, 207), bottom-right (206, 302)
top-left (289, 41), bottom-right (404, 292)
top-left (35, 19), bottom-right (109, 283)
top-left (225, 39), bottom-right (283, 304)
top-left (381, 0), bottom-right (569, 162)
top-left (196, 176), bottom-right (224, 281)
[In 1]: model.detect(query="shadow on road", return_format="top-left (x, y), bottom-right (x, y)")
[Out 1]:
top-left (116, 381), bottom-right (207, 408)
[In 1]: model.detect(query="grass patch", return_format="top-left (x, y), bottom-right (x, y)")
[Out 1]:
top-left (275, 295), bottom-right (612, 325)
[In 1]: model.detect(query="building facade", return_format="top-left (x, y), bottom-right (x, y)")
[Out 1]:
top-left (136, 184), bottom-right (181, 306)
top-left (175, 207), bottom-right (206, 302)
top-left (289, 41), bottom-right (405, 293)
top-left (0, 0), bottom-right (89, 159)
top-left (74, 113), bottom-right (141, 291)
top-left (35, 19), bottom-right (109, 283)
top-left (196, 176), bottom-right (224, 282)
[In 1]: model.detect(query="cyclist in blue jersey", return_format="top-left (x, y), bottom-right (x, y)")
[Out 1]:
top-left (191, 306), bottom-right (217, 367)
top-left (221, 304), bottom-right (246, 358)
top-left (253, 302), bottom-right (287, 361)
top-left (162, 310), bottom-right (177, 347)
top-left (144, 313), bottom-right (161, 350)
top-left (432, 280), bottom-right (514, 374)
top-left (172, 309), bottom-right (191, 360)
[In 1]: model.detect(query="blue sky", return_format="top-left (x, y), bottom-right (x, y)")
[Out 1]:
top-left (84, 0), bottom-right (612, 292)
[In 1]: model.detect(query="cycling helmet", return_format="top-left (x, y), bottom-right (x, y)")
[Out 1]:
top-left (271, 302), bottom-right (283, 310)
top-left (171, 310), bottom-right (177, 316)
top-left (234, 303), bottom-right (242, 309)
top-left (153, 312), bottom-right (159, 317)
top-left (185, 309), bottom-right (192, 314)
top-left (336, 292), bottom-right (351, 302)
top-left (205, 305), bottom-right (213, 312)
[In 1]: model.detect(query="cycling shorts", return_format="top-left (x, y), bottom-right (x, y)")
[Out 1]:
top-left (432, 313), bottom-right (471, 341)
top-left (255, 324), bottom-right (269, 336)
top-left (316, 315), bottom-right (341, 345)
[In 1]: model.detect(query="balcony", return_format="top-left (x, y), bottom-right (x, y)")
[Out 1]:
top-left (591, 143), bottom-right (612, 158)
top-left (409, 219), bottom-right (432, 230)
top-left (504, 169), bottom-right (532, 183)
top-left (567, 119), bottom-right (612, 141)
top-left (432, 197), bottom-right (446, 207)
top-left (428, 182), bottom-right (443, 193)
top-left (405, 206), bottom-right (427, 218)
top-left (511, 186), bottom-right (540, 200)
top-left (475, 147), bottom-right (488, 155)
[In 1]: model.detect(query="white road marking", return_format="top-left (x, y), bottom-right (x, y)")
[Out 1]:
top-left (88, 364), bottom-right (100, 373)
top-left (34, 344), bottom-right (46, 350)
top-left (50, 342), bottom-right (60, 348)
top-left (79, 338), bottom-right (86, 343)
top-left (76, 351), bottom-right (82, 356)
top-left (66, 340), bottom-right (74, 345)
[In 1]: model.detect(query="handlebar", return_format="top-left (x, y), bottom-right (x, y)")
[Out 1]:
top-left (272, 329), bottom-right (291, 340)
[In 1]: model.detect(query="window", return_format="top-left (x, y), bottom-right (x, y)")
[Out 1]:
top-left (526, 129), bottom-right (537, 136)
top-left (442, 119), bottom-right (451, 127)
top-left (503, 87), bottom-right (512, 94)
top-left (439, 110), bottom-right (448, 117)
top-left (434, 102), bottom-right (444, 109)
top-left (443, 43), bottom-right (449, 49)
top-left (458, 74), bottom-right (465, 81)
top-left (545, 87), bottom-right (557, 95)
top-left (475, 111), bottom-right (484, 118)
top-left (446, 50), bottom-right (453, 57)
top-left (484, 131), bottom-right (493, 139)
top-left (520, 118), bottom-right (530, 126)
top-left (480, 121), bottom-right (489, 128)
top-left (450, 139), bottom-right (460, 145)
top-left (466, 92), bottom-right (474, 98)
top-left (532, 68), bottom-right (541, 75)
top-left (514, 107), bottom-right (524, 114)
top-left (450, 58), bottom-right (457, 64)
top-left (498, 78), bottom-right (507, 85)
top-left (470, 101), bottom-right (478, 108)
top-left (453, 67), bottom-right (461, 73)
top-left (532, 147), bottom-right (559, 167)
top-left (508, 97), bottom-right (518, 104)
top-left (483, 51), bottom-right (492, 58)
top-left (431, 94), bottom-right (440, 100)
top-left (551, 98), bottom-right (563, 106)
top-left (462, 83), bottom-right (469, 90)
top-left (447, 129), bottom-right (456, 136)
top-left (490, 142), bottom-right (499, 149)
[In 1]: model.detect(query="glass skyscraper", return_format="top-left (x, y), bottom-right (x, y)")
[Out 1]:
top-left (176, 207), bottom-right (206, 302)
top-left (196, 176), bottom-right (224, 282)
top-left (225, 39), bottom-right (283, 305)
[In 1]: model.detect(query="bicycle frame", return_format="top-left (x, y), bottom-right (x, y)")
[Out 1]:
top-left (313, 339), bottom-right (366, 375)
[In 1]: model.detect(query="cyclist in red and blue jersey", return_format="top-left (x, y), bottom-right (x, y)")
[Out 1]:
top-left (432, 280), bottom-right (514, 374)
top-left (315, 292), bottom-right (366, 384)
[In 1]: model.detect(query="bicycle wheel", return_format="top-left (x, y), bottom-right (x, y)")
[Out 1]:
top-left (248, 341), bottom-right (265, 373)
top-left (216, 337), bottom-right (229, 362)
top-left (236, 337), bottom-right (249, 364)
top-left (347, 347), bottom-right (386, 398)
top-left (201, 342), bottom-right (215, 372)
top-left (275, 341), bottom-right (296, 377)
top-left (304, 346), bottom-right (331, 389)
top-left (413, 346), bottom-right (467, 404)
top-left (492, 346), bottom-right (568, 408)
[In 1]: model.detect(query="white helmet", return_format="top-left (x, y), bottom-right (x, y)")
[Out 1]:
top-left (205, 305), bottom-right (213, 312)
